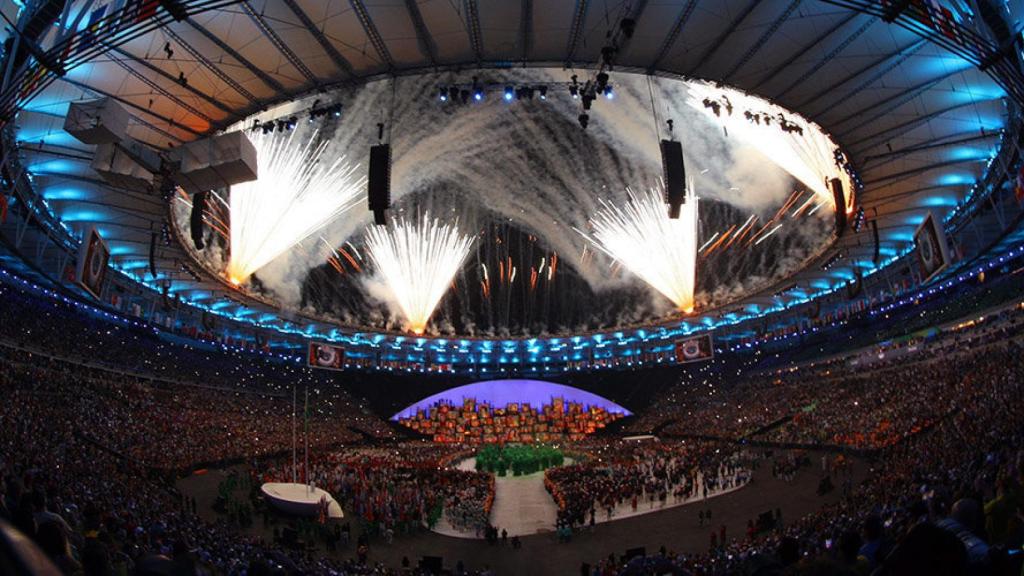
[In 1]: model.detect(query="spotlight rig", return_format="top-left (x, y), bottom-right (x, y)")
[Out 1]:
top-left (251, 101), bottom-right (343, 135)
top-left (570, 14), bottom-right (633, 128)
top-left (435, 81), bottom-right (550, 105)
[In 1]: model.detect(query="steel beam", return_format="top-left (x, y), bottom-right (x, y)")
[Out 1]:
top-left (282, 0), bottom-right (356, 77)
top-left (647, 0), bottom-right (698, 73)
top-left (723, 0), bottom-right (802, 82)
top-left (351, 0), bottom-right (395, 70)
top-left (241, 0), bottom-right (319, 86)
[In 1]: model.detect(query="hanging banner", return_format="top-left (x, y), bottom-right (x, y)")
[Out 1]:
top-left (75, 226), bottom-right (110, 299)
top-left (914, 213), bottom-right (950, 284)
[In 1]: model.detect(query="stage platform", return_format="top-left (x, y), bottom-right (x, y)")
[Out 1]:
top-left (260, 482), bottom-right (343, 519)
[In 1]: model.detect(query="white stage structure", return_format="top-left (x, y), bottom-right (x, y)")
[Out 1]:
top-left (260, 482), bottom-right (343, 519)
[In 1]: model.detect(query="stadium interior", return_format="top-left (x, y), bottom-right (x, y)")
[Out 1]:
top-left (1, 1), bottom-right (1024, 575)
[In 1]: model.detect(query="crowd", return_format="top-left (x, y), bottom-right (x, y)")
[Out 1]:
top-left (585, 335), bottom-right (1024, 574)
top-left (260, 444), bottom-right (495, 537)
top-left (633, 303), bottom-right (1024, 451)
top-left (0, 278), bottom-right (395, 442)
top-left (0, 346), bottom-right (390, 470)
top-left (544, 440), bottom-right (750, 529)
top-left (1, 254), bottom-right (1024, 575)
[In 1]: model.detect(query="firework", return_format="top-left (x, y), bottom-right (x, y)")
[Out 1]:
top-left (579, 185), bottom-right (699, 313)
top-left (686, 83), bottom-right (854, 213)
top-left (226, 130), bottom-right (365, 284)
top-left (364, 213), bottom-right (476, 334)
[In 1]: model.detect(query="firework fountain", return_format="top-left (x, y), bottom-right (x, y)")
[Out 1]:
top-left (227, 129), bottom-right (366, 284)
top-left (580, 184), bottom-right (699, 313)
top-left (364, 213), bottom-right (476, 334)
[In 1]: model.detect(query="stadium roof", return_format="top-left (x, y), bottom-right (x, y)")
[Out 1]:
top-left (2, 0), bottom-right (1021, 344)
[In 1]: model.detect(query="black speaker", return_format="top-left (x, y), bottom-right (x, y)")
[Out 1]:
top-left (871, 219), bottom-right (880, 264)
top-left (830, 178), bottom-right (846, 238)
top-left (149, 231), bottom-right (158, 279)
top-left (419, 556), bottom-right (442, 573)
top-left (368, 144), bottom-right (391, 226)
top-left (190, 191), bottom-right (207, 249)
top-left (661, 140), bottom-right (686, 219)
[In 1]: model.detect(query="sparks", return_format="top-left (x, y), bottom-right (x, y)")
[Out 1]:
top-left (686, 83), bottom-right (854, 212)
top-left (227, 129), bottom-right (365, 283)
top-left (364, 213), bottom-right (475, 335)
top-left (579, 185), bottom-right (699, 313)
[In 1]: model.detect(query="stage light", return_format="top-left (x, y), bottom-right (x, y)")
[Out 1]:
top-left (439, 88), bottom-right (448, 102)
top-left (604, 84), bottom-right (614, 99)
top-left (538, 86), bottom-right (548, 100)
top-left (286, 117), bottom-right (297, 131)
top-left (474, 89), bottom-right (484, 101)
top-left (504, 86), bottom-right (514, 101)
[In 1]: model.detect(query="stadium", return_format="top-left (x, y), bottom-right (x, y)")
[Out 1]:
top-left (0, 0), bottom-right (1022, 574)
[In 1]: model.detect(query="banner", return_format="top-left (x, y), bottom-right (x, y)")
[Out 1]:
top-left (673, 334), bottom-right (714, 364)
top-left (307, 341), bottom-right (345, 371)
top-left (913, 213), bottom-right (949, 284)
top-left (75, 226), bottom-right (110, 299)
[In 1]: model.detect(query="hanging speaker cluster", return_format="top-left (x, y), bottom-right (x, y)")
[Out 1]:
top-left (660, 140), bottom-right (687, 219)
top-left (190, 191), bottom-right (208, 250)
top-left (830, 178), bottom-right (847, 238)
top-left (368, 144), bottom-right (391, 226)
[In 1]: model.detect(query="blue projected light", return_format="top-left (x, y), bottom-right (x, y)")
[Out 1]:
top-left (42, 188), bottom-right (88, 200)
top-left (29, 159), bottom-right (81, 175)
top-left (60, 210), bottom-right (105, 222)
top-left (938, 173), bottom-right (974, 186)
top-left (922, 196), bottom-right (958, 208)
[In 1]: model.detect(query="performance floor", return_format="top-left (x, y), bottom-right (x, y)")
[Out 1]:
top-left (178, 449), bottom-right (865, 575)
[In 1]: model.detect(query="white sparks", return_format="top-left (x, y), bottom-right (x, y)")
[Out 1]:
top-left (579, 185), bottom-right (699, 313)
top-left (227, 130), bottom-right (365, 284)
top-left (364, 213), bottom-right (475, 335)
top-left (755, 224), bottom-right (783, 245)
top-left (686, 82), bottom-right (854, 213)
top-left (698, 231), bottom-right (720, 253)
top-left (808, 200), bottom-right (828, 215)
